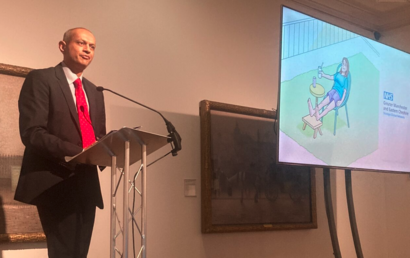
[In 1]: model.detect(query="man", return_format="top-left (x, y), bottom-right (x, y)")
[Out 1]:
top-left (14, 27), bottom-right (106, 258)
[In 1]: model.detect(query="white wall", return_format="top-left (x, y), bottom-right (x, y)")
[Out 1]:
top-left (1, 0), bottom-right (410, 257)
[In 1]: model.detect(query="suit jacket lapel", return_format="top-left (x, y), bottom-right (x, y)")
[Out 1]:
top-left (54, 63), bottom-right (81, 131)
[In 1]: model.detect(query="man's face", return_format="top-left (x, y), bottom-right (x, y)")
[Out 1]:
top-left (60, 29), bottom-right (96, 74)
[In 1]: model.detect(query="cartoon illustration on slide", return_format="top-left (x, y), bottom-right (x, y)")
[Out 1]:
top-left (279, 7), bottom-right (382, 167)
top-left (302, 57), bottom-right (351, 138)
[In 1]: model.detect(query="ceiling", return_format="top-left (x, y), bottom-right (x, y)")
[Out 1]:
top-left (291, 0), bottom-right (410, 32)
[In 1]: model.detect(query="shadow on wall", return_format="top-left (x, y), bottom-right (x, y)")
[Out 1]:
top-left (0, 196), bottom-right (4, 258)
top-left (0, 196), bottom-right (5, 235)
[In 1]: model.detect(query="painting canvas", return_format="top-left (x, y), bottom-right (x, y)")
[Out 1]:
top-left (200, 100), bottom-right (317, 233)
top-left (0, 63), bottom-right (45, 242)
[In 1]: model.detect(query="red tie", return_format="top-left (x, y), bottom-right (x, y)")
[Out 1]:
top-left (73, 78), bottom-right (95, 148)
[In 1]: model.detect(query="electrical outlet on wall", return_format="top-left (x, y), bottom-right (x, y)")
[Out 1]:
top-left (184, 179), bottom-right (196, 197)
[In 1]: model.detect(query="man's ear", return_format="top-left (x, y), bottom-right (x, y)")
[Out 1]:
top-left (58, 41), bottom-right (66, 53)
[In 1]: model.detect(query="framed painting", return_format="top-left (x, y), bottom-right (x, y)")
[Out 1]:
top-left (200, 100), bottom-right (317, 233)
top-left (0, 63), bottom-right (45, 242)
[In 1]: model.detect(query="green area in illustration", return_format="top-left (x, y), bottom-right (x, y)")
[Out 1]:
top-left (280, 53), bottom-right (379, 166)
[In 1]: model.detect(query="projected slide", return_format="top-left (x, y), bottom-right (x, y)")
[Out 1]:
top-left (278, 7), bottom-right (410, 172)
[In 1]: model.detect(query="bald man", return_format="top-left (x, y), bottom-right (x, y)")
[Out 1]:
top-left (14, 28), bottom-right (106, 258)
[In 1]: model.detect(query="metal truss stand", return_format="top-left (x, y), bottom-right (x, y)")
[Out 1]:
top-left (66, 127), bottom-right (169, 258)
top-left (323, 168), bottom-right (365, 258)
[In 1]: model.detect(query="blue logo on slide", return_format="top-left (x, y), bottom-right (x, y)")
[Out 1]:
top-left (384, 91), bottom-right (393, 101)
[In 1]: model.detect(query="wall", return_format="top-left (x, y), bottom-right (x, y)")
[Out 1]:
top-left (1, 0), bottom-right (410, 257)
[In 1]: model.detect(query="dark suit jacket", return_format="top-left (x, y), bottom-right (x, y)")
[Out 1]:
top-left (14, 63), bottom-right (106, 209)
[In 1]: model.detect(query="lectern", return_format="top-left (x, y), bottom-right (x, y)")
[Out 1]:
top-left (66, 127), bottom-right (170, 258)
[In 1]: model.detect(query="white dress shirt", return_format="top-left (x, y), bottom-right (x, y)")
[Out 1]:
top-left (61, 62), bottom-right (90, 109)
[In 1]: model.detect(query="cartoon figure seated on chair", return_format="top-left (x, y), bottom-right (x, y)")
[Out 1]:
top-left (308, 57), bottom-right (350, 121)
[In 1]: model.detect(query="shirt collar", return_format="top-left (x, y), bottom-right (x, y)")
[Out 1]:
top-left (62, 62), bottom-right (83, 84)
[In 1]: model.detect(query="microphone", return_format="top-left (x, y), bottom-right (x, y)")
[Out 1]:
top-left (96, 86), bottom-right (182, 156)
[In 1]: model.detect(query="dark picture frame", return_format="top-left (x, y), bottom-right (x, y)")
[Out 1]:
top-left (0, 63), bottom-right (45, 242)
top-left (200, 100), bottom-right (317, 233)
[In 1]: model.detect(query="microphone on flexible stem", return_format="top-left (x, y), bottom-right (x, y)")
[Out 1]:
top-left (96, 86), bottom-right (182, 156)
